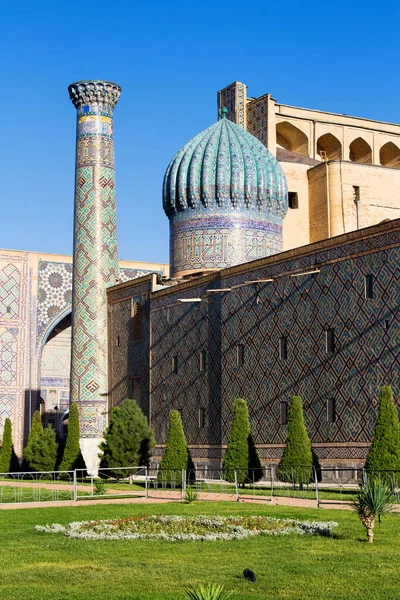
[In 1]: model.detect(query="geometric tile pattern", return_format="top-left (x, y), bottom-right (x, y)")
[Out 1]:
top-left (0, 396), bottom-right (15, 443)
top-left (68, 80), bottom-right (121, 437)
top-left (144, 222), bottom-right (400, 465)
top-left (171, 216), bottom-right (283, 273)
top-left (0, 250), bottom-right (29, 455)
top-left (119, 268), bottom-right (163, 283)
top-left (247, 96), bottom-right (269, 148)
top-left (37, 261), bottom-right (72, 341)
top-left (0, 264), bottom-right (20, 319)
top-left (108, 278), bottom-right (152, 419)
top-left (37, 262), bottom-right (160, 346)
top-left (217, 81), bottom-right (246, 128)
top-left (0, 330), bottom-right (18, 386)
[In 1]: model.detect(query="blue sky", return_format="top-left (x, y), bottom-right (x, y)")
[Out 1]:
top-left (1, 0), bottom-right (398, 263)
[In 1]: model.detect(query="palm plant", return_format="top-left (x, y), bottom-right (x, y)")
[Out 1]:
top-left (352, 477), bottom-right (395, 543)
top-left (183, 583), bottom-right (233, 600)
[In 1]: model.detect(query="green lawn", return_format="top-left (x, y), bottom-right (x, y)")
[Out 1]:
top-left (0, 501), bottom-right (399, 599)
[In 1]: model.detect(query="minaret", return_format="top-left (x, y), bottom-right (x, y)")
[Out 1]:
top-left (68, 80), bottom-right (121, 471)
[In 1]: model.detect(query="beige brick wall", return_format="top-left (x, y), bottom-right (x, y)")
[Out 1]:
top-left (281, 162), bottom-right (310, 250)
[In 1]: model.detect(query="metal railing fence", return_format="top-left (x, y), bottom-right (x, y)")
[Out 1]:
top-left (0, 466), bottom-right (399, 508)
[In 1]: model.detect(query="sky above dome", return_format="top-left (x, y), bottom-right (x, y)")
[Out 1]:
top-left (1, 0), bottom-right (397, 264)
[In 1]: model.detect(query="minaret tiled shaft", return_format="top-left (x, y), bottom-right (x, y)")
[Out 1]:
top-left (68, 80), bottom-right (121, 466)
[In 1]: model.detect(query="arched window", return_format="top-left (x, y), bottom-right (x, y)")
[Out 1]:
top-left (130, 301), bottom-right (142, 343)
top-left (317, 133), bottom-right (342, 160)
top-left (349, 138), bottom-right (372, 164)
top-left (276, 121), bottom-right (309, 156)
top-left (379, 142), bottom-right (400, 167)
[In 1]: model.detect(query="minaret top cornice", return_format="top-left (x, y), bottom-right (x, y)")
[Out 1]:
top-left (68, 80), bottom-right (121, 110)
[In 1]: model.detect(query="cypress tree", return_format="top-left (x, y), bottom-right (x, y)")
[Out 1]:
top-left (248, 433), bottom-right (263, 483)
top-left (9, 446), bottom-right (20, 473)
top-left (0, 419), bottom-right (13, 474)
top-left (23, 410), bottom-right (43, 469)
top-left (99, 398), bottom-right (155, 478)
top-left (277, 396), bottom-right (313, 485)
top-left (158, 410), bottom-right (193, 486)
top-left (59, 403), bottom-right (86, 472)
top-left (222, 398), bottom-right (251, 484)
top-left (365, 386), bottom-right (400, 479)
top-left (26, 426), bottom-right (58, 472)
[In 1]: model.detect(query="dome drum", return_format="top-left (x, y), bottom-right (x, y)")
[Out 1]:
top-left (170, 211), bottom-right (283, 278)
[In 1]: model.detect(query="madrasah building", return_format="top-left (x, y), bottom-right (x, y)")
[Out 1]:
top-left (1, 80), bottom-right (399, 472)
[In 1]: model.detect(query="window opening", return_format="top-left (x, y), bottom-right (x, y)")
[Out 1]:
top-left (236, 344), bottom-right (245, 366)
top-left (288, 192), bottom-right (299, 209)
top-left (172, 355), bottom-right (178, 374)
top-left (200, 350), bottom-right (207, 372)
top-left (199, 408), bottom-right (205, 428)
top-left (280, 402), bottom-right (288, 425)
top-left (279, 336), bottom-right (288, 360)
top-left (365, 274), bottom-right (373, 299)
top-left (325, 328), bottom-right (335, 354)
top-left (327, 398), bottom-right (336, 423)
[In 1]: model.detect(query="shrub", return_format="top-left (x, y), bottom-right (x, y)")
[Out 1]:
top-left (277, 396), bottom-right (313, 485)
top-left (25, 426), bottom-right (58, 472)
top-left (352, 477), bottom-right (395, 543)
top-left (99, 398), bottom-right (155, 478)
top-left (58, 403), bottom-right (86, 472)
top-left (93, 479), bottom-right (107, 496)
top-left (0, 419), bottom-right (13, 474)
top-left (158, 410), bottom-right (193, 486)
top-left (365, 386), bottom-right (400, 480)
top-left (184, 486), bottom-right (199, 503)
top-left (222, 399), bottom-right (251, 484)
top-left (183, 583), bottom-right (233, 600)
top-left (23, 410), bottom-right (43, 470)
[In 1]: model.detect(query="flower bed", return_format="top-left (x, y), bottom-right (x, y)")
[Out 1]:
top-left (35, 514), bottom-right (337, 541)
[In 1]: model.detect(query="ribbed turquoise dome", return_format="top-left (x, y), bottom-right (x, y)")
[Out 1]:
top-left (163, 110), bottom-right (288, 277)
top-left (163, 110), bottom-right (288, 217)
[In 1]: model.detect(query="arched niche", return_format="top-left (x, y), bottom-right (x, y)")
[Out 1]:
top-left (276, 121), bottom-right (309, 156)
top-left (317, 133), bottom-right (342, 160)
top-left (349, 137), bottom-right (372, 164)
top-left (379, 141), bottom-right (400, 167)
top-left (39, 312), bottom-right (71, 431)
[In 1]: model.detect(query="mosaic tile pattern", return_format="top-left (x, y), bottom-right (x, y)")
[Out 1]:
top-left (108, 278), bottom-right (153, 419)
top-left (135, 223), bottom-right (400, 465)
top-left (217, 82), bottom-right (246, 127)
top-left (163, 110), bottom-right (288, 276)
top-left (0, 396), bottom-right (15, 443)
top-left (0, 330), bottom-right (18, 386)
top-left (37, 261), bottom-right (72, 341)
top-left (247, 96), bottom-right (269, 148)
top-left (0, 252), bottom-right (29, 455)
top-left (37, 261), bottom-right (160, 345)
top-left (68, 80), bottom-right (121, 437)
top-left (0, 264), bottom-right (20, 319)
top-left (119, 268), bottom-right (162, 283)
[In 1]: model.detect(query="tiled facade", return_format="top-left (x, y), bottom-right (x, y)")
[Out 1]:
top-left (0, 249), bottom-right (168, 456)
top-left (108, 219), bottom-right (400, 468)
